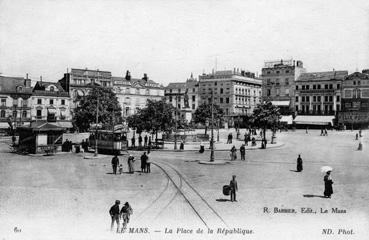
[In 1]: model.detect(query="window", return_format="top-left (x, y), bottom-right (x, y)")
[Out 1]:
top-left (302, 96), bottom-right (305, 102)
top-left (329, 84), bottom-right (333, 89)
top-left (37, 110), bottom-right (42, 118)
top-left (295, 96), bottom-right (299, 102)
top-left (336, 96), bottom-right (340, 102)
top-left (306, 96), bottom-right (310, 102)
top-left (324, 96), bottom-right (328, 102)
top-left (220, 98), bottom-right (223, 103)
top-left (0, 110), bottom-right (5, 118)
top-left (276, 89), bottom-right (280, 96)
top-left (325, 84), bottom-right (328, 89)
top-left (362, 89), bottom-right (369, 98)
top-left (344, 90), bottom-right (353, 98)
top-left (313, 85), bottom-right (316, 90)
top-left (296, 86), bottom-right (299, 90)
top-left (192, 96), bottom-right (195, 102)
top-left (22, 111), bottom-right (27, 118)
top-left (286, 70), bottom-right (290, 74)
top-left (13, 111), bottom-right (17, 118)
top-left (193, 88), bottom-right (195, 93)
top-left (276, 71), bottom-right (280, 74)
top-left (1, 98), bottom-right (6, 106)
top-left (266, 79), bottom-right (271, 85)
top-left (302, 85), bottom-right (305, 90)
top-left (329, 96), bottom-right (333, 102)
top-left (337, 84), bottom-right (340, 89)
top-left (226, 98), bottom-right (229, 104)
top-left (169, 96), bottom-right (172, 102)
top-left (13, 99), bottom-right (18, 107)
top-left (285, 78), bottom-right (289, 85)
top-left (313, 96), bottom-right (316, 102)
top-left (318, 96), bottom-right (321, 102)
top-left (267, 89), bottom-right (271, 96)
top-left (318, 85), bottom-right (321, 89)
top-left (192, 104), bottom-right (195, 110)
top-left (50, 99), bottom-right (54, 105)
top-left (306, 85), bottom-right (310, 90)
top-left (275, 79), bottom-right (280, 85)
top-left (61, 99), bottom-right (65, 105)
top-left (50, 86), bottom-right (55, 92)
top-left (37, 99), bottom-right (42, 104)
top-left (295, 106), bottom-right (298, 112)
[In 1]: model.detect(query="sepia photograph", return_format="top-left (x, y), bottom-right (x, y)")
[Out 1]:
top-left (0, 0), bottom-right (368, 239)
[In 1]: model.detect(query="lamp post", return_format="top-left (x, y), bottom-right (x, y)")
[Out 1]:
top-left (217, 118), bottom-right (220, 142)
top-left (174, 94), bottom-right (178, 150)
top-left (94, 98), bottom-right (99, 156)
top-left (210, 91), bottom-right (214, 162)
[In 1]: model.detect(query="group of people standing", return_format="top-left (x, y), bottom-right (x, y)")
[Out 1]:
top-left (111, 152), bottom-right (152, 175)
top-left (131, 134), bottom-right (152, 148)
top-left (229, 144), bottom-right (247, 161)
top-left (109, 200), bottom-right (133, 233)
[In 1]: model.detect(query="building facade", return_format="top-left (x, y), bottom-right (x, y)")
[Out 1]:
top-left (165, 74), bottom-right (199, 122)
top-left (0, 76), bottom-right (33, 132)
top-left (58, 68), bottom-right (113, 111)
top-left (112, 72), bottom-right (164, 118)
top-left (31, 81), bottom-right (72, 128)
top-left (261, 59), bottom-right (306, 113)
top-left (339, 70), bottom-right (369, 128)
top-left (295, 71), bottom-right (348, 115)
top-left (198, 69), bottom-right (262, 126)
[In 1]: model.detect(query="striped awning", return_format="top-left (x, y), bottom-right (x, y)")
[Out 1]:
top-left (294, 115), bottom-right (335, 125)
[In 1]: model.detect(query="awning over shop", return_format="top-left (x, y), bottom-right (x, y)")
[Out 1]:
top-left (52, 121), bottom-right (73, 128)
top-left (280, 115), bottom-right (293, 125)
top-left (294, 115), bottom-right (335, 125)
top-left (271, 101), bottom-right (290, 107)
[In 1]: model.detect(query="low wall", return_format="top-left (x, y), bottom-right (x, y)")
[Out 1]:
top-left (162, 133), bottom-right (209, 142)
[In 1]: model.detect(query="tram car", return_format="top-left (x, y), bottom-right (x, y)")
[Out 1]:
top-left (89, 128), bottom-right (128, 155)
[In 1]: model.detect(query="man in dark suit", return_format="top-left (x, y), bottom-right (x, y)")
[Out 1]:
top-left (230, 175), bottom-right (238, 202)
top-left (111, 154), bottom-right (119, 174)
top-left (109, 200), bottom-right (120, 232)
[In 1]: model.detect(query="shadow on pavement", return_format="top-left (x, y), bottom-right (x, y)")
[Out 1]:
top-left (303, 194), bottom-right (325, 198)
top-left (289, 170), bottom-right (300, 172)
top-left (216, 198), bottom-right (231, 202)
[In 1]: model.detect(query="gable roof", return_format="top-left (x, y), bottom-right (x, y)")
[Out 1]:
top-left (33, 81), bottom-right (67, 92)
top-left (0, 76), bottom-right (32, 94)
top-left (112, 76), bottom-right (163, 89)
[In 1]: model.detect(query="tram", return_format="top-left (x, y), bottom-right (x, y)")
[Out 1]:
top-left (89, 125), bottom-right (128, 155)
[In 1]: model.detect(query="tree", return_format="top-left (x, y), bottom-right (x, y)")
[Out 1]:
top-left (127, 99), bottom-right (176, 139)
top-left (251, 101), bottom-right (281, 148)
top-left (73, 86), bottom-right (122, 132)
top-left (193, 103), bottom-right (224, 134)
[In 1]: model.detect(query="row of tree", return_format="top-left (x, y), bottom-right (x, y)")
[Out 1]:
top-left (73, 86), bottom-right (281, 135)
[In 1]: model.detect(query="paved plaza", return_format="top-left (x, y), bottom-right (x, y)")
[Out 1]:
top-left (0, 129), bottom-right (368, 240)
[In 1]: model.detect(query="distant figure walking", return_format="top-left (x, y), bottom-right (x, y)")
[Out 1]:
top-left (111, 154), bottom-right (119, 175)
top-left (324, 171), bottom-right (334, 198)
top-left (144, 135), bottom-right (148, 147)
top-left (324, 128), bottom-right (328, 136)
top-left (146, 153), bottom-right (151, 173)
top-left (109, 200), bottom-right (120, 232)
top-left (229, 175), bottom-right (238, 202)
top-left (230, 145), bottom-right (237, 161)
top-left (180, 140), bottom-right (184, 150)
top-left (131, 136), bottom-right (136, 148)
top-left (296, 154), bottom-right (303, 172)
top-left (140, 152), bottom-right (148, 173)
top-left (227, 133), bottom-right (233, 144)
top-left (138, 135), bottom-right (143, 147)
top-left (120, 202), bottom-right (133, 233)
top-left (240, 144), bottom-right (246, 161)
top-left (306, 127), bottom-right (308, 134)
top-left (127, 154), bottom-right (135, 174)
top-left (199, 141), bottom-right (205, 153)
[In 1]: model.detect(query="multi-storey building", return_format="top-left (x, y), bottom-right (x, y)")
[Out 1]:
top-left (198, 69), bottom-right (262, 126)
top-left (0, 75), bottom-right (33, 132)
top-left (295, 71), bottom-right (348, 115)
top-left (112, 72), bottom-right (164, 117)
top-left (31, 81), bottom-right (72, 128)
top-left (165, 73), bottom-right (199, 122)
top-left (261, 59), bottom-right (306, 113)
top-left (339, 69), bottom-right (369, 129)
top-left (58, 68), bottom-right (113, 111)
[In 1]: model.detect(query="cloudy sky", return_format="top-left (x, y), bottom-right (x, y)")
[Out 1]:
top-left (0, 0), bottom-right (368, 85)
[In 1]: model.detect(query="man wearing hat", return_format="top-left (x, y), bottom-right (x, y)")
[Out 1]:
top-left (109, 200), bottom-right (121, 232)
top-left (120, 202), bottom-right (133, 233)
top-left (229, 175), bottom-right (238, 202)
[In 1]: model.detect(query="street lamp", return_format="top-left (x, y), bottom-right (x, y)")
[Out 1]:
top-left (210, 91), bottom-right (214, 162)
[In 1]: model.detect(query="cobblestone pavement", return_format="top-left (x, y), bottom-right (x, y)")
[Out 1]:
top-left (0, 129), bottom-right (368, 240)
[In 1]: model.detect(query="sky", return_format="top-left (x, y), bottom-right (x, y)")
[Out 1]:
top-left (0, 0), bottom-right (368, 86)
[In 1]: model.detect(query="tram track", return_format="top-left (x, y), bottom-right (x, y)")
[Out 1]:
top-left (151, 161), bottom-right (229, 229)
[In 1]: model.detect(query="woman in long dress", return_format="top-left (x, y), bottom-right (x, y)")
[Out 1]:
top-left (324, 171), bottom-right (333, 198)
top-left (127, 154), bottom-right (135, 174)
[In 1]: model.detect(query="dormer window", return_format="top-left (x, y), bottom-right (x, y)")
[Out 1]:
top-left (50, 86), bottom-right (55, 92)
top-left (16, 86), bottom-right (23, 92)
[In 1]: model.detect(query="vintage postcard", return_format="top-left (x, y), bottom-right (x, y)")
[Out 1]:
top-left (0, 0), bottom-right (368, 239)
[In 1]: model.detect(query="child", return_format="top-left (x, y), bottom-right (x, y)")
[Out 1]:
top-left (119, 164), bottom-right (123, 174)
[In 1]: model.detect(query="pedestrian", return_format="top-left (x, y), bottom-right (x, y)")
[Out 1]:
top-left (119, 164), bottom-right (123, 174)
top-left (236, 129), bottom-right (240, 140)
top-left (240, 144), bottom-right (246, 161)
top-left (138, 135), bottom-right (143, 147)
top-left (359, 129), bottom-right (362, 137)
top-left (120, 202), bottom-right (133, 233)
top-left (229, 175), bottom-right (238, 202)
top-left (244, 133), bottom-right (249, 146)
top-left (323, 171), bottom-right (334, 198)
top-left (140, 152), bottom-right (148, 173)
top-left (230, 145), bottom-right (237, 161)
top-left (109, 200), bottom-right (120, 232)
top-left (111, 154), bottom-right (119, 174)
top-left (321, 128), bottom-right (324, 136)
top-left (306, 127), bottom-right (308, 134)
top-left (356, 133), bottom-right (359, 140)
top-left (131, 136), bottom-right (136, 148)
top-left (146, 153), bottom-right (151, 173)
top-left (127, 154), bottom-right (135, 174)
top-left (144, 135), bottom-right (148, 147)
top-left (148, 136), bottom-right (152, 147)
top-left (180, 140), bottom-right (184, 150)
top-left (324, 128), bottom-right (328, 136)
top-left (296, 154), bottom-right (303, 172)
top-left (251, 137), bottom-right (256, 146)
top-left (199, 141), bottom-right (205, 153)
